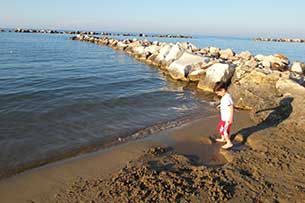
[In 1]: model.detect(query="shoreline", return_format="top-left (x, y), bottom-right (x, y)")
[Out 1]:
top-left (0, 110), bottom-right (254, 203)
top-left (0, 106), bottom-right (212, 181)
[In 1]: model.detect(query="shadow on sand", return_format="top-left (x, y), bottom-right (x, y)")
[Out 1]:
top-left (231, 97), bottom-right (293, 146)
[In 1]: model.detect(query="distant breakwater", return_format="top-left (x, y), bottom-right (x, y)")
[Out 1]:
top-left (253, 37), bottom-right (305, 43)
top-left (0, 28), bottom-right (192, 39)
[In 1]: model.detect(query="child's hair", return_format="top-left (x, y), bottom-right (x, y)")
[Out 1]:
top-left (213, 81), bottom-right (228, 92)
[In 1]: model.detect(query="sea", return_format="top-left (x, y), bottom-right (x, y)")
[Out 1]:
top-left (0, 31), bottom-right (304, 179)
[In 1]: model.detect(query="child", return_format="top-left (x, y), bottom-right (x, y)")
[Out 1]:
top-left (213, 81), bottom-right (234, 149)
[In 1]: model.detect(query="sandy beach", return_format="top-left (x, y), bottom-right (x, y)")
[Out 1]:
top-left (1, 101), bottom-right (304, 202)
top-left (0, 110), bottom-right (255, 203)
top-left (2, 1), bottom-right (305, 202)
top-left (0, 34), bottom-right (304, 202)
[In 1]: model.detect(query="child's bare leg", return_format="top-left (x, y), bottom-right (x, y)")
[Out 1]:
top-left (216, 136), bottom-right (226, 142)
top-left (221, 134), bottom-right (233, 149)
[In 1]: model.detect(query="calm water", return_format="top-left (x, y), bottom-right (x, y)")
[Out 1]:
top-left (0, 32), bottom-right (212, 179)
top-left (0, 32), bottom-right (304, 179)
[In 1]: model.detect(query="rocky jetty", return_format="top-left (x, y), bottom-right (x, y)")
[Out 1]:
top-left (254, 37), bottom-right (305, 43)
top-left (71, 34), bottom-right (305, 94)
top-left (71, 34), bottom-right (305, 151)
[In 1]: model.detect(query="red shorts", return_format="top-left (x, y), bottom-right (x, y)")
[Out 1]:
top-left (217, 120), bottom-right (231, 137)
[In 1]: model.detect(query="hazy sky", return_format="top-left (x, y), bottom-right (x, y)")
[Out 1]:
top-left (1, 0), bottom-right (304, 37)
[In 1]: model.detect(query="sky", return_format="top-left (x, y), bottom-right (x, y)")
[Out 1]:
top-left (0, 0), bottom-right (304, 38)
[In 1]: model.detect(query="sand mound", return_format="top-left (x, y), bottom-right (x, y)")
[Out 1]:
top-left (55, 147), bottom-right (234, 203)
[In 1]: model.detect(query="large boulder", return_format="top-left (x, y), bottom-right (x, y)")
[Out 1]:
top-left (164, 44), bottom-right (184, 64)
top-left (209, 47), bottom-right (221, 57)
top-left (188, 69), bottom-right (207, 82)
top-left (109, 39), bottom-right (118, 47)
top-left (219, 49), bottom-right (235, 60)
top-left (229, 65), bottom-right (285, 122)
top-left (276, 78), bottom-right (305, 134)
top-left (125, 41), bottom-right (142, 53)
top-left (177, 42), bottom-right (199, 52)
top-left (133, 46), bottom-right (147, 57)
top-left (153, 44), bottom-right (173, 66)
top-left (144, 45), bottom-right (161, 55)
top-left (256, 54), bottom-right (290, 72)
top-left (197, 63), bottom-right (235, 92)
top-left (237, 51), bottom-right (252, 60)
top-left (132, 45), bottom-right (144, 53)
top-left (167, 52), bottom-right (209, 80)
top-left (290, 62), bottom-right (305, 74)
top-left (244, 58), bottom-right (258, 68)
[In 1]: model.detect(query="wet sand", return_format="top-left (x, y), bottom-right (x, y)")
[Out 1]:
top-left (0, 110), bottom-right (253, 203)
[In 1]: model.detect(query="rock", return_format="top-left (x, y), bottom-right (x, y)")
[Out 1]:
top-left (164, 45), bottom-right (184, 64)
top-left (273, 53), bottom-right (289, 62)
top-left (140, 39), bottom-right (151, 47)
top-left (167, 64), bottom-right (191, 81)
top-left (154, 44), bottom-right (173, 66)
top-left (244, 58), bottom-right (258, 68)
top-left (290, 62), bottom-right (305, 74)
top-left (144, 45), bottom-right (161, 55)
top-left (231, 63), bottom-right (255, 81)
top-left (258, 54), bottom-right (290, 72)
top-left (276, 78), bottom-right (305, 134)
top-left (194, 48), bottom-right (208, 55)
top-left (177, 42), bottom-right (199, 52)
top-left (125, 41), bottom-right (142, 53)
top-left (229, 66), bottom-right (284, 122)
top-left (167, 52), bottom-right (209, 80)
top-left (133, 46), bottom-right (151, 60)
top-left (70, 36), bottom-right (78, 40)
top-left (133, 46), bottom-right (146, 56)
top-left (219, 49), bottom-right (235, 60)
top-left (261, 60), bottom-right (271, 69)
top-left (188, 69), bottom-right (206, 81)
top-left (116, 41), bottom-right (128, 50)
top-left (271, 54), bottom-right (289, 71)
top-left (109, 39), bottom-right (118, 47)
top-left (209, 47), bottom-right (221, 57)
top-left (255, 54), bottom-right (264, 61)
top-left (238, 51), bottom-right (252, 60)
top-left (197, 63), bottom-right (235, 92)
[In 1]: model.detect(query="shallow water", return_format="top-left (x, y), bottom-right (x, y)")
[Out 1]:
top-left (0, 32), bottom-right (212, 179)
top-left (0, 32), bottom-right (304, 179)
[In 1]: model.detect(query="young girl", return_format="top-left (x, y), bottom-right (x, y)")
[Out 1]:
top-left (213, 81), bottom-right (234, 149)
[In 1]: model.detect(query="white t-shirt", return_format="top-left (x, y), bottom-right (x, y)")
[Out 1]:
top-left (220, 93), bottom-right (234, 121)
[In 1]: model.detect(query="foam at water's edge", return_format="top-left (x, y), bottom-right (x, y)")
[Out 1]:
top-left (0, 110), bottom-right (214, 180)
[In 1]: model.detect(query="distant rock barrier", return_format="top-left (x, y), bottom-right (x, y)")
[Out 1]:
top-left (0, 28), bottom-right (192, 39)
top-left (253, 37), bottom-right (305, 43)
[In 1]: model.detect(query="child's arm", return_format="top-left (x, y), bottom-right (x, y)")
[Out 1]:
top-left (228, 105), bottom-right (234, 124)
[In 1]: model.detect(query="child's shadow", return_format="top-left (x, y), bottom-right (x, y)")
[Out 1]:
top-left (231, 97), bottom-right (293, 145)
